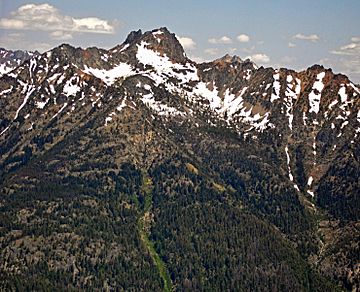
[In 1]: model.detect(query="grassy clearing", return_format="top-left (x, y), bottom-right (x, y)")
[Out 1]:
top-left (138, 172), bottom-right (172, 292)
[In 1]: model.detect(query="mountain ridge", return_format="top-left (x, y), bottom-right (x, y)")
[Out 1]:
top-left (0, 27), bottom-right (359, 291)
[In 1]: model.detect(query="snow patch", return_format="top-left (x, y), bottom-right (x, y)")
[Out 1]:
top-left (341, 120), bottom-right (349, 129)
top-left (116, 98), bottom-right (127, 112)
top-left (104, 116), bottom-right (112, 126)
top-left (63, 76), bottom-right (81, 96)
top-left (308, 72), bottom-right (325, 114)
top-left (83, 63), bottom-right (134, 85)
top-left (0, 86), bottom-right (13, 96)
top-left (51, 103), bottom-right (68, 120)
top-left (328, 99), bottom-right (338, 110)
top-left (338, 85), bottom-right (348, 103)
top-left (285, 146), bottom-right (294, 182)
top-left (270, 72), bottom-right (281, 102)
top-left (193, 82), bottom-right (221, 112)
top-left (105, 112), bottom-right (116, 126)
top-left (48, 73), bottom-right (62, 83)
top-left (223, 87), bottom-right (248, 117)
top-left (307, 176), bottom-right (313, 187)
top-left (49, 84), bottom-right (56, 94)
top-left (244, 69), bottom-right (252, 80)
top-left (119, 44), bottom-right (129, 53)
top-left (14, 86), bottom-right (35, 120)
top-left (35, 98), bottom-right (49, 109)
top-left (27, 122), bottom-right (34, 131)
top-left (136, 41), bottom-right (198, 86)
top-left (302, 112), bottom-right (307, 126)
top-left (101, 54), bottom-right (109, 62)
top-left (152, 30), bottom-right (164, 43)
top-left (56, 74), bottom-right (66, 85)
top-left (29, 58), bottom-right (37, 83)
top-left (0, 126), bottom-right (10, 136)
top-left (141, 92), bottom-right (185, 117)
top-left (312, 137), bottom-right (317, 165)
top-left (349, 83), bottom-right (360, 95)
top-left (284, 76), bottom-right (301, 130)
top-left (0, 63), bottom-right (11, 76)
top-left (307, 190), bottom-right (315, 197)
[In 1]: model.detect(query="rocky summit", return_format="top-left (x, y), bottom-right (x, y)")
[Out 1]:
top-left (0, 27), bottom-right (359, 291)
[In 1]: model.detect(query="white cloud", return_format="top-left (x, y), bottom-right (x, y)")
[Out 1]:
top-left (176, 35), bottom-right (196, 50)
top-left (246, 53), bottom-right (270, 64)
top-left (205, 48), bottom-right (220, 55)
top-left (331, 42), bottom-right (360, 56)
top-left (208, 36), bottom-right (232, 44)
top-left (292, 33), bottom-right (320, 42)
top-left (329, 39), bottom-right (360, 82)
top-left (237, 34), bottom-right (250, 43)
top-left (342, 58), bottom-right (360, 74)
top-left (288, 42), bottom-right (296, 48)
top-left (50, 31), bottom-right (73, 40)
top-left (340, 43), bottom-right (358, 51)
top-left (0, 3), bottom-right (116, 34)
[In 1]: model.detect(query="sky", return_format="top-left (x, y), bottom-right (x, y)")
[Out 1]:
top-left (0, 0), bottom-right (359, 83)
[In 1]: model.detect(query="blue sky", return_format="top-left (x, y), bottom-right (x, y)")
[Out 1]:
top-left (1, 0), bottom-right (360, 82)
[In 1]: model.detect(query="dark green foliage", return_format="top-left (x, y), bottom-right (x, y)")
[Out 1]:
top-left (183, 129), bottom-right (315, 237)
top-left (149, 157), bottom-right (336, 291)
top-left (0, 163), bottom-right (163, 291)
top-left (317, 146), bottom-right (360, 221)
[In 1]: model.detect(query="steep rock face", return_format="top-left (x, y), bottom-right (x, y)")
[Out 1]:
top-left (0, 27), bottom-right (359, 291)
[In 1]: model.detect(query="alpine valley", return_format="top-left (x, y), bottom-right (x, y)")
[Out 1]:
top-left (0, 27), bottom-right (359, 291)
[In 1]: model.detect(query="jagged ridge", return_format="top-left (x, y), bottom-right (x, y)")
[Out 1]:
top-left (0, 27), bottom-right (359, 291)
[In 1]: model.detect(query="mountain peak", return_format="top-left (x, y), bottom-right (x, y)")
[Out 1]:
top-left (53, 43), bottom-right (80, 55)
top-left (111, 27), bottom-right (187, 63)
top-left (139, 27), bottom-right (187, 63)
top-left (152, 26), bottom-right (172, 34)
top-left (124, 29), bottom-right (143, 44)
top-left (216, 54), bottom-right (243, 64)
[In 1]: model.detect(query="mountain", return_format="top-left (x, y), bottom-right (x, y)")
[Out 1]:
top-left (0, 48), bottom-right (39, 77)
top-left (0, 27), bottom-right (359, 291)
